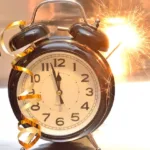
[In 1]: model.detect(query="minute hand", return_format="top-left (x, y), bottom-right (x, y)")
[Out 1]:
top-left (50, 63), bottom-right (64, 105)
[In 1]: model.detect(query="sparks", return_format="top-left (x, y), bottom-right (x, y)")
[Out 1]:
top-left (96, 3), bottom-right (150, 81)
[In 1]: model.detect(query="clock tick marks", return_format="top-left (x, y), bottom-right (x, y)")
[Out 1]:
top-left (12, 51), bottom-right (105, 138)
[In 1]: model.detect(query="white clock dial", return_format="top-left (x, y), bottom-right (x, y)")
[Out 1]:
top-left (17, 52), bottom-right (101, 136)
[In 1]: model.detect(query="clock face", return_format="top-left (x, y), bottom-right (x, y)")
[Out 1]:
top-left (17, 51), bottom-right (101, 136)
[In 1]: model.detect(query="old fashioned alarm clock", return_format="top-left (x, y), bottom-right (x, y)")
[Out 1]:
top-left (8, 0), bottom-right (115, 149)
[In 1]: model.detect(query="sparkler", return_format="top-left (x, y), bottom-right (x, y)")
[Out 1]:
top-left (95, 1), bottom-right (150, 81)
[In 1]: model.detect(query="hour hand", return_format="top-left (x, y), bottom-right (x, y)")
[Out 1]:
top-left (56, 72), bottom-right (64, 105)
top-left (56, 72), bottom-right (62, 90)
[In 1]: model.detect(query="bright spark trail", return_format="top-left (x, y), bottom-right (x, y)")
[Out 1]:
top-left (94, 1), bottom-right (150, 81)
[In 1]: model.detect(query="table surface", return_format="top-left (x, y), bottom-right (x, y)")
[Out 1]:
top-left (0, 81), bottom-right (150, 150)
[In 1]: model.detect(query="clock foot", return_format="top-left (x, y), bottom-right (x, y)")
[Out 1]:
top-left (87, 133), bottom-right (101, 150)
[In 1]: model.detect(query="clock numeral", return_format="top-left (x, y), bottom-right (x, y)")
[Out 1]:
top-left (42, 63), bottom-right (49, 71)
top-left (71, 113), bottom-right (80, 121)
top-left (81, 102), bottom-right (89, 110)
top-left (56, 118), bottom-right (64, 126)
top-left (31, 103), bottom-right (40, 111)
top-left (86, 88), bottom-right (94, 96)
top-left (54, 59), bottom-right (65, 67)
top-left (31, 74), bottom-right (40, 83)
top-left (81, 74), bottom-right (89, 82)
top-left (42, 113), bottom-right (50, 122)
top-left (29, 89), bottom-right (35, 95)
top-left (73, 63), bottom-right (76, 71)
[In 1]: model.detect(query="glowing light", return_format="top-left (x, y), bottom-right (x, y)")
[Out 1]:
top-left (97, 6), bottom-right (150, 80)
top-left (104, 17), bottom-right (142, 49)
top-left (104, 17), bottom-right (126, 24)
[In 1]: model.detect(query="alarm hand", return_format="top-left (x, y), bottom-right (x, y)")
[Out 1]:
top-left (50, 63), bottom-right (64, 105)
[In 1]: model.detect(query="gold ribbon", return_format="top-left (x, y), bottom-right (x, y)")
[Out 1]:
top-left (0, 20), bottom-right (42, 149)
top-left (11, 45), bottom-right (41, 109)
top-left (18, 118), bottom-right (41, 149)
top-left (0, 20), bottom-right (26, 56)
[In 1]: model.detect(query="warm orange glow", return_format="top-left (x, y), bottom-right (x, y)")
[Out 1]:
top-left (94, 1), bottom-right (150, 81)
top-left (104, 17), bottom-right (142, 49)
top-left (100, 15), bottom-right (148, 79)
top-left (103, 17), bottom-right (139, 76)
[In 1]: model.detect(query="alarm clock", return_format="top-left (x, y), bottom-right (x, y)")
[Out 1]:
top-left (8, 0), bottom-right (115, 149)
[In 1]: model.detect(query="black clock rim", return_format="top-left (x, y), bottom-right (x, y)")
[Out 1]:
top-left (8, 39), bottom-right (115, 142)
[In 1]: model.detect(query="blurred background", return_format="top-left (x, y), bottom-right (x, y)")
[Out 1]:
top-left (0, 0), bottom-right (150, 86)
top-left (0, 0), bottom-right (150, 150)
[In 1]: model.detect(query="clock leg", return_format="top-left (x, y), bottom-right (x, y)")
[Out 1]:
top-left (87, 134), bottom-right (101, 150)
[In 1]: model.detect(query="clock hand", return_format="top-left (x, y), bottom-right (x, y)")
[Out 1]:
top-left (56, 72), bottom-right (65, 107)
top-left (50, 63), bottom-right (64, 105)
top-left (50, 63), bottom-right (57, 84)
top-left (56, 72), bottom-right (62, 91)
top-left (58, 94), bottom-right (64, 105)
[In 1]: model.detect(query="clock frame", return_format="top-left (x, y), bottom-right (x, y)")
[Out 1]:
top-left (8, 39), bottom-right (115, 142)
